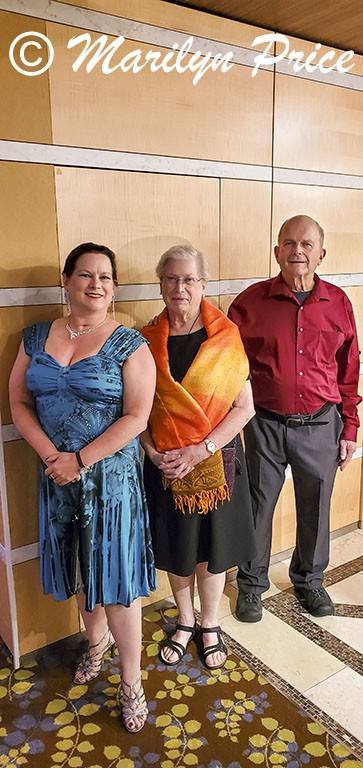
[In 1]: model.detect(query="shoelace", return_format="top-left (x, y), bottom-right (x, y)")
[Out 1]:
top-left (311, 588), bottom-right (325, 597)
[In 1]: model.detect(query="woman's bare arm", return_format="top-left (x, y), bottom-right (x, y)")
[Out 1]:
top-left (9, 341), bottom-right (60, 462)
top-left (10, 339), bottom-right (156, 485)
top-left (79, 342), bottom-right (156, 467)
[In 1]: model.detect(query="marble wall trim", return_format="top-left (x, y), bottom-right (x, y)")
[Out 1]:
top-left (2, 425), bottom-right (21, 442)
top-left (0, 140), bottom-right (274, 181)
top-left (1, 0), bottom-right (363, 90)
top-left (276, 59), bottom-right (363, 92)
top-left (0, 0), bottom-right (273, 70)
top-left (274, 167), bottom-right (363, 191)
top-left (11, 542), bottom-right (40, 565)
top-left (3, 141), bottom-right (363, 189)
top-left (0, 286), bottom-right (62, 307)
top-left (1, 274), bottom-right (363, 308)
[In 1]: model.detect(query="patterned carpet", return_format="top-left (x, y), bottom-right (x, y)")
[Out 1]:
top-left (0, 605), bottom-right (362, 768)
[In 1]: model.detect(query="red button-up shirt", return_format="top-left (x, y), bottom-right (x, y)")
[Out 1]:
top-left (228, 273), bottom-right (361, 442)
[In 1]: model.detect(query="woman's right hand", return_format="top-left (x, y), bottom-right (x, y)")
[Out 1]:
top-left (45, 452), bottom-right (81, 485)
top-left (147, 447), bottom-right (194, 478)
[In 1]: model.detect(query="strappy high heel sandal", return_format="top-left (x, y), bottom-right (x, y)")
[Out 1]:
top-left (73, 628), bottom-right (115, 684)
top-left (159, 620), bottom-right (197, 665)
top-left (118, 678), bottom-right (148, 733)
top-left (200, 625), bottom-right (227, 670)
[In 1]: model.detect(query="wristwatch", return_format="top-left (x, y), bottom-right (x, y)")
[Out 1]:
top-left (204, 438), bottom-right (217, 455)
top-left (75, 450), bottom-right (91, 474)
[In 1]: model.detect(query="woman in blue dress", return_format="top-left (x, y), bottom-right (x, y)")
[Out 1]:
top-left (9, 242), bottom-right (156, 733)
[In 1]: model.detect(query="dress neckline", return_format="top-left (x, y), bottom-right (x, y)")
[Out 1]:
top-left (42, 321), bottom-right (123, 368)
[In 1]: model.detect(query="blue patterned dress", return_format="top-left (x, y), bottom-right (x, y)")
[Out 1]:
top-left (23, 322), bottom-right (156, 611)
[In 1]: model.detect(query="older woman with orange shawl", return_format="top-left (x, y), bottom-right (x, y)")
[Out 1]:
top-left (141, 245), bottom-right (256, 669)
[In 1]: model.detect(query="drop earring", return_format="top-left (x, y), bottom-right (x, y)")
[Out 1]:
top-left (112, 295), bottom-right (115, 320)
top-left (65, 289), bottom-right (71, 315)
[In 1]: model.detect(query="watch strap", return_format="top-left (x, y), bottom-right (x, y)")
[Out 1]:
top-left (75, 450), bottom-right (90, 471)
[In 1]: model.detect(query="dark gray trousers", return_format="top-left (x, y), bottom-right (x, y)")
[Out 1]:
top-left (238, 405), bottom-right (342, 595)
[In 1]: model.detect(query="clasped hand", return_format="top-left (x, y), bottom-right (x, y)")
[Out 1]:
top-left (151, 443), bottom-right (207, 480)
top-left (44, 452), bottom-right (81, 485)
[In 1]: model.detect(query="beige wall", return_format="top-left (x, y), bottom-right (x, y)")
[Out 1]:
top-left (0, 0), bottom-right (362, 659)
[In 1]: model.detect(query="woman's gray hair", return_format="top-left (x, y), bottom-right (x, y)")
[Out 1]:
top-left (156, 244), bottom-right (210, 281)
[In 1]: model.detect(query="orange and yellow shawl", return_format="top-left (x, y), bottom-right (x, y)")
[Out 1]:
top-left (142, 298), bottom-right (249, 514)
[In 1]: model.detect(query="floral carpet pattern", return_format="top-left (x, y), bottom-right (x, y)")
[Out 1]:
top-left (0, 606), bottom-right (362, 768)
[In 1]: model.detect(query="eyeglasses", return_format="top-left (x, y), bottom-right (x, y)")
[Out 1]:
top-left (161, 276), bottom-right (202, 287)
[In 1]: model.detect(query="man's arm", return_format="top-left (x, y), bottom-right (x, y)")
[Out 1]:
top-left (336, 298), bottom-right (361, 470)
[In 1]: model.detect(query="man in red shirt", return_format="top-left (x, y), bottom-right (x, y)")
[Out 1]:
top-left (228, 215), bottom-right (361, 620)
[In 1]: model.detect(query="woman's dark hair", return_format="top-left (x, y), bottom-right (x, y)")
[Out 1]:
top-left (63, 242), bottom-right (118, 283)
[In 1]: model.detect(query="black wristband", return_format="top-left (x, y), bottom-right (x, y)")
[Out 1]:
top-left (75, 450), bottom-right (86, 469)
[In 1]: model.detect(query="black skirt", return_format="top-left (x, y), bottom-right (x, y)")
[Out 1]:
top-left (144, 434), bottom-right (256, 577)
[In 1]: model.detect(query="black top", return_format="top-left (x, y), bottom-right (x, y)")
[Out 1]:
top-left (291, 289), bottom-right (312, 304)
top-left (167, 327), bottom-right (208, 383)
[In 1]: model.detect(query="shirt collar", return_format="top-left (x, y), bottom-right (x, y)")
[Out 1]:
top-left (267, 272), bottom-right (330, 302)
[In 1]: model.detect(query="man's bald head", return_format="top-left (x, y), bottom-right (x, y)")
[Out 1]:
top-left (278, 215), bottom-right (325, 248)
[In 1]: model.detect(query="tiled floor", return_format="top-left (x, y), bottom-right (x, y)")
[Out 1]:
top-left (161, 528), bottom-right (363, 754)
top-left (221, 529), bottom-right (363, 745)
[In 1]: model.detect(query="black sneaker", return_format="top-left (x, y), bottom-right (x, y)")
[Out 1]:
top-left (235, 592), bottom-right (262, 623)
top-left (294, 587), bottom-right (334, 617)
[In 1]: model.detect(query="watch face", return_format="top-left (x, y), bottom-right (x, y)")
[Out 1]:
top-left (207, 441), bottom-right (217, 454)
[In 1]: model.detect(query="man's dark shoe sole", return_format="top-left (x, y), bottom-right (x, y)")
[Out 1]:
top-left (294, 588), bottom-right (334, 617)
top-left (235, 594), bottom-right (263, 623)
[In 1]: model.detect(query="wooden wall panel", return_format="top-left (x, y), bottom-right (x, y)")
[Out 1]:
top-left (13, 560), bottom-right (80, 656)
top-left (54, 0), bottom-right (269, 47)
top-left (274, 75), bottom-right (363, 175)
top-left (0, 163), bottom-right (59, 287)
top-left (55, 169), bottom-right (220, 282)
top-left (116, 300), bottom-right (165, 332)
top-left (220, 180), bottom-right (272, 279)
top-left (330, 458), bottom-right (361, 530)
top-left (0, 559), bottom-right (13, 653)
top-left (0, 306), bottom-right (63, 425)
top-left (4, 441), bottom-right (39, 549)
top-left (0, 12), bottom-right (52, 143)
top-left (142, 570), bottom-right (172, 607)
top-left (48, 23), bottom-right (273, 165)
top-left (219, 294), bottom-right (237, 316)
top-left (358, 377), bottom-right (363, 447)
top-left (343, 286), bottom-right (363, 349)
top-left (271, 184), bottom-right (363, 276)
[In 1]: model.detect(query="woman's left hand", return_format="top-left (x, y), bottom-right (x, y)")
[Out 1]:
top-left (160, 443), bottom-right (207, 479)
top-left (44, 453), bottom-right (81, 485)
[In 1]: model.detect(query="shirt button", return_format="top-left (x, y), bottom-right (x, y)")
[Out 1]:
top-left (299, 349), bottom-right (303, 354)
top-left (300, 306), bottom-right (303, 310)
top-left (298, 394), bottom-right (303, 398)
top-left (299, 327), bottom-right (304, 332)
top-left (299, 371), bottom-right (303, 376)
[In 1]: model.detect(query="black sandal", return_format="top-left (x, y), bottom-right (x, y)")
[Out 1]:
top-left (200, 626), bottom-right (227, 670)
top-left (159, 620), bottom-right (197, 665)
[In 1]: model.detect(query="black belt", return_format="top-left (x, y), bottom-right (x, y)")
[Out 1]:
top-left (256, 402), bottom-right (334, 428)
